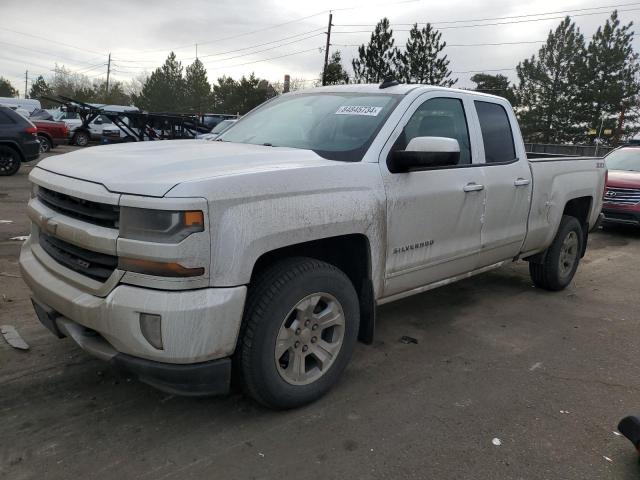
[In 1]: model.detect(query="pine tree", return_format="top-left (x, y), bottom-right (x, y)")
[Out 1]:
top-left (28, 76), bottom-right (53, 105)
top-left (0, 77), bottom-right (18, 97)
top-left (352, 18), bottom-right (397, 83)
top-left (580, 10), bottom-right (640, 143)
top-left (184, 58), bottom-right (211, 113)
top-left (515, 17), bottom-right (586, 143)
top-left (471, 73), bottom-right (516, 104)
top-left (322, 51), bottom-right (350, 85)
top-left (137, 52), bottom-right (185, 112)
top-left (395, 23), bottom-right (456, 86)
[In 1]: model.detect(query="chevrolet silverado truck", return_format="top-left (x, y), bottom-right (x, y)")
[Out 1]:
top-left (19, 84), bottom-right (606, 409)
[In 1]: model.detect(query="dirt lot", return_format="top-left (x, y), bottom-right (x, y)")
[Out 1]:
top-left (1, 146), bottom-right (640, 479)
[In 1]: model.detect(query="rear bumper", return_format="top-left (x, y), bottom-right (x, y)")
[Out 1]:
top-left (22, 140), bottom-right (40, 161)
top-left (31, 298), bottom-right (231, 396)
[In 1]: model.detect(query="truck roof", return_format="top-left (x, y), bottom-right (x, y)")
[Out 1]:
top-left (293, 83), bottom-right (506, 101)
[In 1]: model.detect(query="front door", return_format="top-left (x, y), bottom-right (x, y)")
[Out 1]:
top-left (380, 94), bottom-right (485, 298)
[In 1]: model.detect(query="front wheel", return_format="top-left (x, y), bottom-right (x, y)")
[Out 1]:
top-left (238, 258), bottom-right (359, 409)
top-left (529, 215), bottom-right (583, 291)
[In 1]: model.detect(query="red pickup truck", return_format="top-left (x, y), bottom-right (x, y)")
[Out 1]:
top-left (32, 120), bottom-right (68, 153)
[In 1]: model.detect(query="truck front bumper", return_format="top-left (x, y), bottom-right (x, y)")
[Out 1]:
top-left (20, 240), bottom-right (247, 395)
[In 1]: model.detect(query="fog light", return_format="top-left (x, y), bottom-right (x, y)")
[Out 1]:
top-left (139, 313), bottom-right (163, 350)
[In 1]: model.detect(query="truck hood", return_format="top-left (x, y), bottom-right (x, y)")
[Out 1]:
top-left (36, 140), bottom-right (340, 197)
top-left (606, 169), bottom-right (640, 189)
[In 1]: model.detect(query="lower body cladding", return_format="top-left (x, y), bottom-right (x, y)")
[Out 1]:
top-left (19, 240), bottom-right (247, 396)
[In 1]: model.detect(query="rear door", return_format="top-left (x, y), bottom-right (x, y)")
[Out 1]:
top-left (473, 100), bottom-right (532, 265)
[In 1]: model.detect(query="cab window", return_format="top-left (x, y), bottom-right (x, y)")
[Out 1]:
top-left (392, 97), bottom-right (472, 165)
top-left (474, 101), bottom-right (516, 163)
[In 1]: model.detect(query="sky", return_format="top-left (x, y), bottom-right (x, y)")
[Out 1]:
top-left (1, 0), bottom-right (640, 95)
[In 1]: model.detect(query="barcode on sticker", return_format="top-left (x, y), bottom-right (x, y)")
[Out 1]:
top-left (335, 106), bottom-right (383, 116)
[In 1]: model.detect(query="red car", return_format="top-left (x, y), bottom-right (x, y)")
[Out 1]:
top-left (602, 146), bottom-right (640, 226)
top-left (32, 120), bottom-right (68, 154)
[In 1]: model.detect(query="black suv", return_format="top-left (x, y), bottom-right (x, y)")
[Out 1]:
top-left (0, 106), bottom-right (40, 176)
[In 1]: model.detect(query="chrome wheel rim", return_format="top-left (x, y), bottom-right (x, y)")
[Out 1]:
top-left (38, 138), bottom-right (50, 153)
top-left (0, 151), bottom-right (16, 173)
top-left (275, 293), bottom-right (345, 386)
top-left (559, 230), bottom-right (579, 278)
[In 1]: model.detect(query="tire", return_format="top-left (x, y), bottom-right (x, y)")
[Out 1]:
top-left (0, 145), bottom-right (21, 176)
top-left (239, 257), bottom-right (360, 409)
top-left (37, 135), bottom-right (52, 153)
top-left (529, 215), bottom-right (583, 291)
top-left (123, 136), bottom-right (136, 143)
top-left (73, 131), bottom-right (90, 147)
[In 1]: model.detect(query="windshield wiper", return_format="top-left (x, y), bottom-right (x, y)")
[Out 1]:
top-left (262, 143), bottom-right (275, 147)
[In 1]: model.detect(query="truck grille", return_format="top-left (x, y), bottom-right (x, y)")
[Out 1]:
top-left (39, 233), bottom-right (118, 281)
top-left (603, 187), bottom-right (640, 205)
top-left (37, 187), bottom-right (120, 228)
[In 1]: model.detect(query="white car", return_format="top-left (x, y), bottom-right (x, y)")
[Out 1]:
top-left (196, 119), bottom-right (237, 140)
top-left (20, 84), bottom-right (605, 409)
top-left (53, 105), bottom-right (139, 146)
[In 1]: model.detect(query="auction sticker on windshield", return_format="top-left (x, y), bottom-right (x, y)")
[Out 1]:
top-left (335, 105), bottom-right (383, 116)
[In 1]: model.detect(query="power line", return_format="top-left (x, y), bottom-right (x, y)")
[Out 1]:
top-left (205, 47), bottom-right (322, 71)
top-left (332, 39), bottom-right (547, 48)
top-left (333, 5), bottom-right (640, 32)
top-left (0, 40), bottom-right (107, 68)
top-left (0, 27), bottom-right (105, 56)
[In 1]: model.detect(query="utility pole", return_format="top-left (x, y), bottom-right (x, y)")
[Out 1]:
top-left (105, 53), bottom-right (112, 98)
top-left (24, 70), bottom-right (28, 98)
top-left (322, 12), bottom-right (333, 86)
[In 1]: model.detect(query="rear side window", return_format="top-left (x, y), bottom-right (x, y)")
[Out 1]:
top-left (0, 110), bottom-right (16, 124)
top-left (475, 101), bottom-right (516, 163)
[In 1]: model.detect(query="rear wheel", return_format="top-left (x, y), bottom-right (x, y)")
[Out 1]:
top-left (239, 257), bottom-right (359, 409)
top-left (73, 131), bottom-right (90, 147)
top-left (529, 215), bottom-right (583, 291)
top-left (0, 146), bottom-right (21, 176)
top-left (37, 135), bottom-right (52, 153)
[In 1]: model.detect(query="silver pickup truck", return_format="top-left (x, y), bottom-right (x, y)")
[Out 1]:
top-left (20, 84), bottom-right (606, 409)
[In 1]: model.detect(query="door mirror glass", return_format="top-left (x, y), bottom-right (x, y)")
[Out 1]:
top-left (388, 136), bottom-right (460, 173)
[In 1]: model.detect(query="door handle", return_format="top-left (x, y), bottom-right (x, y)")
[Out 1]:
top-left (514, 178), bottom-right (531, 187)
top-left (463, 182), bottom-right (485, 192)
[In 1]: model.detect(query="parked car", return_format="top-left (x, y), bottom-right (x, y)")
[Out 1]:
top-left (0, 106), bottom-right (40, 176)
top-left (32, 119), bottom-right (69, 153)
top-left (200, 113), bottom-right (237, 132)
top-left (196, 119), bottom-right (237, 140)
top-left (20, 84), bottom-right (605, 408)
top-left (602, 146), bottom-right (640, 226)
top-left (54, 105), bottom-right (138, 146)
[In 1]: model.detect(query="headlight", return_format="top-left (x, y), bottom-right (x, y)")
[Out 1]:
top-left (119, 207), bottom-right (204, 243)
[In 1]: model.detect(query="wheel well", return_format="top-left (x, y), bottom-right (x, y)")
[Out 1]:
top-left (0, 142), bottom-right (24, 161)
top-left (563, 196), bottom-right (592, 257)
top-left (251, 234), bottom-right (376, 344)
top-left (37, 132), bottom-right (52, 142)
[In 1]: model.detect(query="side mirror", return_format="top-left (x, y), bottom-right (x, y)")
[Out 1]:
top-left (388, 136), bottom-right (460, 173)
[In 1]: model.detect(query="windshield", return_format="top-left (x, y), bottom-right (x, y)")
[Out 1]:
top-left (605, 148), bottom-right (640, 172)
top-left (219, 92), bottom-right (400, 161)
top-left (211, 119), bottom-right (235, 134)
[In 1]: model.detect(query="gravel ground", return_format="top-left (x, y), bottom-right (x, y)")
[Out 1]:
top-left (1, 146), bottom-right (640, 479)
